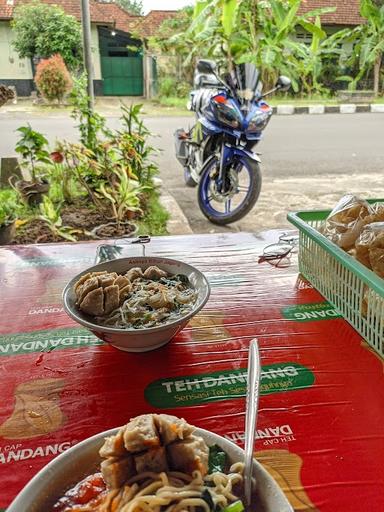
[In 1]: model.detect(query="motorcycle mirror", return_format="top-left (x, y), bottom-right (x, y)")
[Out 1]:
top-left (275, 75), bottom-right (291, 92)
top-left (196, 59), bottom-right (217, 74)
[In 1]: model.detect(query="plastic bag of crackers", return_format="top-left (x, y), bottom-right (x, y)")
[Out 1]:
top-left (321, 195), bottom-right (384, 316)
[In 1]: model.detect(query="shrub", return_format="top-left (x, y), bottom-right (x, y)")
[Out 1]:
top-left (35, 54), bottom-right (72, 102)
top-left (0, 189), bottom-right (19, 226)
top-left (159, 76), bottom-right (190, 98)
top-left (12, 2), bottom-right (82, 70)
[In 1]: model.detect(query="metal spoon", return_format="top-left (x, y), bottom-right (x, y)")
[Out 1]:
top-left (244, 338), bottom-right (261, 508)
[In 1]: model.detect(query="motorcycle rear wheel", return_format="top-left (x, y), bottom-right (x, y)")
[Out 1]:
top-left (198, 156), bottom-right (262, 225)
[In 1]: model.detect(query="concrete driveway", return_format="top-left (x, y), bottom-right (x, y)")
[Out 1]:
top-left (1, 112), bottom-right (383, 234)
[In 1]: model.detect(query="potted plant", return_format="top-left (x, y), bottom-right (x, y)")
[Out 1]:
top-left (12, 125), bottom-right (51, 206)
top-left (0, 189), bottom-right (19, 244)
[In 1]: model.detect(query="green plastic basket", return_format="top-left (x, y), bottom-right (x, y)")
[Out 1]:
top-left (288, 206), bottom-right (384, 358)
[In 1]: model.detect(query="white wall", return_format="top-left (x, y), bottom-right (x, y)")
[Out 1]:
top-left (0, 21), bottom-right (102, 80)
top-left (0, 21), bottom-right (32, 79)
top-left (91, 24), bottom-right (101, 80)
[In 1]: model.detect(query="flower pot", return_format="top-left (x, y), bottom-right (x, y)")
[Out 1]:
top-left (90, 221), bottom-right (138, 240)
top-left (0, 221), bottom-right (16, 245)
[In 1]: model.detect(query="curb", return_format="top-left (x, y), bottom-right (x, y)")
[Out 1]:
top-left (272, 103), bottom-right (384, 115)
top-left (159, 188), bottom-right (193, 235)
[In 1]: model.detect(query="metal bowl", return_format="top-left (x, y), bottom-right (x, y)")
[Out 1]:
top-left (8, 427), bottom-right (293, 512)
top-left (62, 257), bottom-right (210, 352)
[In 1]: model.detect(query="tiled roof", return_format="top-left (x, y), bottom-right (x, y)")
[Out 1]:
top-left (140, 10), bottom-right (178, 37)
top-left (0, 1), bottom-right (177, 37)
top-left (94, 2), bottom-right (138, 33)
top-left (298, 0), bottom-right (364, 26)
top-left (0, 0), bottom-right (116, 24)
top-left (0, 0), bottom-right (16, 19)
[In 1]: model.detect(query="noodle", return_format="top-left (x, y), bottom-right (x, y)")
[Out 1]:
top-left (96, 273), bottom-right (197, 329)
top-left (57, 465), bottom-right (244, 512)
top-left (53, 415), bottom-right (246, 512)
top-left (97, 465), bottom-right (244, 512)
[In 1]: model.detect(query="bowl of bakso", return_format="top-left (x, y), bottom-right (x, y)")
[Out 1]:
top-left (63, 257), bottom-right (210, 352)
top-left (8, 414), bottom-right (293, 512)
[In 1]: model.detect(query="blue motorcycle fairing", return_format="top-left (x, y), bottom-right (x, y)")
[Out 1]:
top-left (200, 91), bottom-right (270, 141)
top-left (220, 143), bottom-right (261, 166)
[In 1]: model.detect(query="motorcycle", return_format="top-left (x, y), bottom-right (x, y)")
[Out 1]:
top-left (174, 60), bottom-right (291, 225)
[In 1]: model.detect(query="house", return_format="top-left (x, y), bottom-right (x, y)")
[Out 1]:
top-left (297, 0), bottom-right (364, 42)
top-left (298, 0), bottom-right (363, 28)
top-left (0, 0), bottom-right (176, 96)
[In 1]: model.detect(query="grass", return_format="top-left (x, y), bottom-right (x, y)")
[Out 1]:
top-left (137, 189), bottom-right (170, 236)
top-left (157, 96), bottom-right (189, 109)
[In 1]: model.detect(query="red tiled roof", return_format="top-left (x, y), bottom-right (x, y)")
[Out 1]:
top-left (0, 1), bottom-right (177, 37)
top-left (0, 0), bottom-right (116, 24)
top-left (0, 0), bottom-right (15, 19)
top-left (94, 2), bottom-right (138, 33)
top-left (298, 0), bottom-right (364, 26)
top-left (142, 10), bottom-right (178, 37)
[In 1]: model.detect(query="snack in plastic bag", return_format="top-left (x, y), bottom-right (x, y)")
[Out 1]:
top-left (363, 202), bottom-right (384, 225)
top-left (355, 222), bottom-right (384, 277)
top-left (321, 195), bottom-right (372, 250)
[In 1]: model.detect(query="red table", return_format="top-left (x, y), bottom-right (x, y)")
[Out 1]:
top-left (0, 232), bottom-right (383, 511)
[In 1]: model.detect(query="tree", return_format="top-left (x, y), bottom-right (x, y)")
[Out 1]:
top-left (356, 0), bottom-right (384, 95)
top-left (12, 1), bottom-right (82, 70)
top-left (287, 17), bottom-right (350, 95)
top-left (150, 6), bottom-right (198, 82)
top-left (116, 0), bottom-right (144, 15)
top-left (188, 0), bottom-right (337, 90)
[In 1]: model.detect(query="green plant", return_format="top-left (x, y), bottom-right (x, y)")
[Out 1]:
top-left (35, 54), bottom-right (72, 102)
top-left (159, 77), bottom-right (190, 99)
top-left (149, 6), bottom-right (202, 83)
top-left (118, 103), bottom-right (159, 186)
top-left (38, 196), bottom-right (78, 241)
top-left (137, 190), bottom-right (169, 236)
top-left (15, 125), bottom-right (50, 182)
top-left (11, 1), bottom-right (82, 70)
top-left (96, 166), bottom-right (143, 225)
top-left (0, 189), bottom-right (19, 226)
top-left (339, 0), bottom-right (384, 95)
top-left (54, 141), bottom-right (103, 207)
top-left (159, 76), bottom-right (177, 97)
top-left (69, 75), bottom-right (107, 153)
top-left (287, 18), bottom-right (350, 95)
top-left (115, 0), bottom-right (143, 15)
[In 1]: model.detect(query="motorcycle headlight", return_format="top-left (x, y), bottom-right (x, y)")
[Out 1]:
top-left (247, 110), bottom-right (272, 133)
top-left (211, 95), bottom-right (243, 129)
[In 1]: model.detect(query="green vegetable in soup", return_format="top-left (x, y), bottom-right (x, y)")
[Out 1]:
top-left (221, 500), bottom-right (245, 512)
top-left (208, 444), bottom-right (228, 474)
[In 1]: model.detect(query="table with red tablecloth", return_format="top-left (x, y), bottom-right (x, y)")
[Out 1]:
top-left (0, 232), bottom-right (383, 511)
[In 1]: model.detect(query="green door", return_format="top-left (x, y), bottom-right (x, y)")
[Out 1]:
top-left (101, 56), bottom-right (143, 96)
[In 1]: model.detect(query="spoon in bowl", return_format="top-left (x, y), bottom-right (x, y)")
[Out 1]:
top-left (243, 338), bottom-right (261, 508)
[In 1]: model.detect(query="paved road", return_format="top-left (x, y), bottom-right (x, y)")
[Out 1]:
top-left (1, 112), bottom-right (383, 233)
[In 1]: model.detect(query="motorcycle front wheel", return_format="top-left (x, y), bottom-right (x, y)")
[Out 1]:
top-left (198, 156), bottom-right (262, 225)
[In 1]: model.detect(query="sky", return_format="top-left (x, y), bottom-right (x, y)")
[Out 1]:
top-left (142, 0), bottom-right (193, 14)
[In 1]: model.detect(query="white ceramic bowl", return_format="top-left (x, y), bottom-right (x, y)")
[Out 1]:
top-left (62, 257), bottom-right (210, 352)
top-left (8, 427), bottom-right (293, 512)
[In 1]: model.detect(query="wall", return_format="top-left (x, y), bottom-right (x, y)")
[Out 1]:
top-left (91, 24), bottom-right (102, 80)
top-left (0, 21), bottom-right (103, 96)
top-left (0, 21), bottom-right (33, 95)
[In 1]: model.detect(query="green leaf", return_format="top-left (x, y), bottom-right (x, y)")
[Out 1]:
top-left (298, 20), bottom-right (326, 39)
top-left (222, 0), bottom-right (238, 38)
top-left (208, 444), bottom-right (227, 474)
